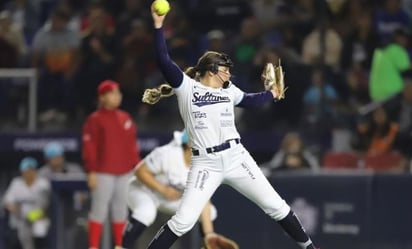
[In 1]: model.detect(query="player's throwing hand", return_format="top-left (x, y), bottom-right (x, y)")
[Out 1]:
top-left (151, 1), bottom-right (168, 28)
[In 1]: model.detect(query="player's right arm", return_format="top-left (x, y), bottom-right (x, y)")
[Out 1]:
top-left (135, 161), bottom-right (181, 201)
top-left (151, 2), bottom-right (184, 88)
top-left (82, 115), bottom-right (100, 190)
top-left (3, 179), bottom-right (19, 215)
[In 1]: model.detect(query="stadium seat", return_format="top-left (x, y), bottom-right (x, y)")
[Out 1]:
top-left (322, 152), bottom-right (361, 170)
top-left (364, 151), bottom-right (404, 172)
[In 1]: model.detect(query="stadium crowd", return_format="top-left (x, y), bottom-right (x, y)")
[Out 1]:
top-left (0, 0), bottom-right (411, 165)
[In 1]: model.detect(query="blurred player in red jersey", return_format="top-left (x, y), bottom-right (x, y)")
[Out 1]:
top-left (82, 80), bottom-right (141, 249)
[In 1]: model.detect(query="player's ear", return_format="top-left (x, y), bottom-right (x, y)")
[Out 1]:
top-left (206, 70), bottom-right (215, 77)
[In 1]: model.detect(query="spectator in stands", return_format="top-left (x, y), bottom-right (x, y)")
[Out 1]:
top-left (353, 106), bottom-right (399, 155)
top-left (290, 0), bottom-right (318, 40)
top-left (80, 2), bottom-right (114, 35)
top-left (369, 28), bottom-right (411, 102)
top-left (116, 0), bottom-right (150, 41)
top-left (75, 6), bottom-right (116, 116)
top-left (261, 132), bottom-right (320, 175)
top-left (231, 18), bottom-right (262, 89)
top-left (189, 0), bottom-right (253, 32)
top-left (32, 8), bottom-right (80, 123)
top-left (339, 10), bottom-right (376, 118)
top-left (38, 142), bottom-right (84, 179)
top-left (302, 19), bottom-right (343, 70)
top-left (0, 10), bottom-right (27, 65)
top-left (205, 29), bottom-right (226, 53)
top-left (115, 18), bottom-right (155, 116)
top-left (2, 157), bottom-right (50, 249)
top-left (333, 0), bottom-right (366, 39)
top-left (302, 68), bottom-right (339, 131)
top-left (373, 0), bottom-right (411, 44)
top-left (391, 80), bottom-right (412, 159)
top-left (4, 0), bottom-right (40, 44)
top-left (341, 10), bottom-right (377, 71)
top-left (251, 0), bottom-right (290, 32)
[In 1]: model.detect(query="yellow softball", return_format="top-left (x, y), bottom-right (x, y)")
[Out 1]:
top-left (153, 0), bottom-right (170, 16)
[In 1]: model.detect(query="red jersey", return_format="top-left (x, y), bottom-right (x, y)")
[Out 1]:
top-left (82, 108), bottom-right (141, 174)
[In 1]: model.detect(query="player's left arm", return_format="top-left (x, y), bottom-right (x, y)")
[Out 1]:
top-left (236, 91), bottom-right (275, 108)
top-left (230, 82), bottom-right (274, 108)
top-left (235, 62), bottom-right (286, 107)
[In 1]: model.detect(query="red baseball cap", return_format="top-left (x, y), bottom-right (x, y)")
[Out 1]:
top-left (97, 80), bottom-right (119, 96)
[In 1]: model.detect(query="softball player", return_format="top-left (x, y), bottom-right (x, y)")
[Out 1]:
top-left (120, 130), bottom-right (220, 249)
top-left (38, 142), bottom-right (85, 179)
top-left (146, 4), bottom-right (319, 249)
top-left (82, 80), bottom-right (141, 249)
top-left (2, 157), bottom-right (50, 249)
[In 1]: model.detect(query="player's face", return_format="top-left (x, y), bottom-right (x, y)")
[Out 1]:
top-left (101, 89), bottom-right (122, 109)
top-left (48, 156), bottom-right (64, 170)
top-left (22, 168), bottom-right (36, 182)
top-left (217, 66), bottom-right (231, 82)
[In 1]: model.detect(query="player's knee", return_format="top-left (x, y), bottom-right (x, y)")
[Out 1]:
top-left (111, 204), bottom-right (128, 221)
top-left (264, 200), bottom-right (291, 221)
top-left (89, 204), bottom-right (109, 222)
top-left (167, 213), bottom-right (198, 237)
top-left (131, 208), bottom-right (157, 227)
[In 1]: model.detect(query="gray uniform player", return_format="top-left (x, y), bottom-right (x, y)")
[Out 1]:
top-left (146, 4), bottom-right (319, 249)
top-left (3, 157), bottom-right (50, 249)
top-left (120, 130), bottom-right (219, 249)
top-left (38, 142), bottom-right (85, 179)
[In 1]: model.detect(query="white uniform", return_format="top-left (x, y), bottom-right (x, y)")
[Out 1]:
top-left (176, 75), bottom-right (243, 149)
top-left (2, 177), bottom-right (50, 249)
top-left (167, 74), bottom-right (291, 236)
top-left (127, 131), bottom-right (217, 227)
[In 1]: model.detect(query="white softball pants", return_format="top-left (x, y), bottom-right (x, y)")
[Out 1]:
top-left (127, 184), bottom-right (217, 227)
top-left (167, 143), bottom-right (290, 236)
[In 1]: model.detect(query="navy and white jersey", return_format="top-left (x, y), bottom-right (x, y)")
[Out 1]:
top-left (175, 74), bottom-right (244, 150)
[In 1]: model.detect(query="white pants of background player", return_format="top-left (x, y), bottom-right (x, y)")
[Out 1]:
top-left (127, 183), bottom-right (217, 227)
top-left (167, 142), bottom-right (291, 236)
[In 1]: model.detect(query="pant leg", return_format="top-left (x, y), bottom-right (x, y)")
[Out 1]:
top-left (16, 222), bottom-right (34, 249)
top-left (127, 184), bottom-right (159, 227)
top-left (89, 173), bottom-right (116, 222)
top-left (223, 146), bottom-right (290, 221)
top-left (110, 173), bottom-right (130, 222)
top-left (167, 155), bottom-right (224, 236)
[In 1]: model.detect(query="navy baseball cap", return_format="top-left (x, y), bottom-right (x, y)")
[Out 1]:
top-left (44, 142), bottom-right (64, 159)
top-left (19, 157), bottom-right (38, 172)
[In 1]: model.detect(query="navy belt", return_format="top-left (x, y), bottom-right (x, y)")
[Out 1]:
top-left (192, 139), bottom-right (240, 156)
